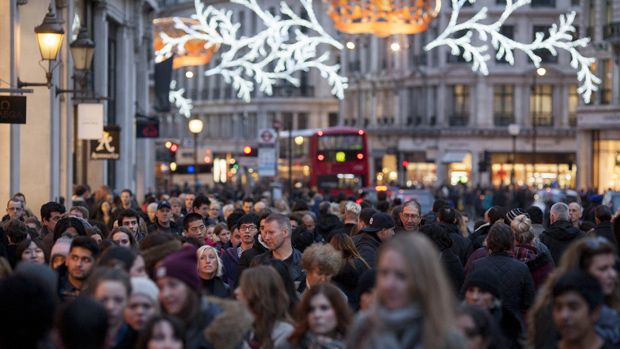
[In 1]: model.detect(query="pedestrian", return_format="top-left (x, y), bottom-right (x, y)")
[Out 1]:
top-left (510, 214), bottom-right (554, 289)
top-left (97, 246), bottom-right (147, 278)
top-left (286, 283), bottom-right (352, 349)
top-left (329, 232), bottom-right (369, 309)
top-left (223, 213), bottom-right (260, 288)
top-left (214, 223), bottom-right (232, 250)
top-left (456, 304), bottom-right (506, 349)
top-left (39, 201), bottom-right (66, 238)
top-left (468, 222), bottom-right (535, 322)
top-left (438, 206), bottom-right (473, 265)
top-left (529, 237), bottom-right (620, 347)
top-left (197, 244), bottom-right (231, 298)
top-left (591, 205), bottom-right (618, 246)
top-left (56, 236), bottom-right (99, 302)
top-left (16, 237), bottom-right (48, 265)
top-left (354, 212), bottom-right (395, 268)
top-left (56, 297), bottom-right (109, 349)
top-left (124, 276), bottom-right (160, 332)
top-left (421, 223), bottom-right (464, 294)
top-left (300, 243), bottom-right (343, 291)
top-left (396, 199), bottom-right (422, 234)
top-left (235, 265), bottom-right (294, 349)
top-left (85, 267), bottom-right (135, 349)
top-left (108, 226), bottom-right (138, 249)
top-left (347, 234), bottom-right (463, 349)
top-left (541, 202), bottom-right (585, 264)
top-left (136, 315), bottom-right (185, 349)
top-left (148, 201), bottom-right (182, 235)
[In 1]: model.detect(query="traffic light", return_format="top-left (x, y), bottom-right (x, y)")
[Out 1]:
top-left (242, 145), bottom-right (257, 157)
top-left (164, 141), bottom-right (179, 164)
top-left (402, 160), bottom-right (408, 169)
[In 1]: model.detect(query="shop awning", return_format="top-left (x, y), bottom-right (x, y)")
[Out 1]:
top-left (441, 151), bottom-right (468, 164)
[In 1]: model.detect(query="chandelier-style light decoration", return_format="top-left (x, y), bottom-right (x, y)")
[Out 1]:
top-left (153, 17), bottom-right (220, 69)
top-left (325, 0), bottom-right (441, 37)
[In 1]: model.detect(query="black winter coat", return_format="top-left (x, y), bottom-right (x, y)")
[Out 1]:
top-left (442, 223), bottom-right (473, 265)
top-left (440, 249), bottom-right (465, 294)
top-left (355, 233), bottom-right (382, 268)
top-left (541, 220), bottom-right (585, 264)
top-left (315, 214), bottom-right (345, 242)
top-left (591, 221), bottom-right (618, 247)
top-left (469, 223), bottom-right (490, 250)
top-left (470, 252), bottom-right (535, 320)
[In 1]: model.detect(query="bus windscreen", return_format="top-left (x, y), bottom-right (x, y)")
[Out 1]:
top-left (317, 135), bottom-right (364, 151)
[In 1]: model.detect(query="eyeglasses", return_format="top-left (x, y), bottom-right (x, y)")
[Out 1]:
top-left (401, 213), bottom-right (421, 220)
top-left (239, 224), bottom-right (257, 232)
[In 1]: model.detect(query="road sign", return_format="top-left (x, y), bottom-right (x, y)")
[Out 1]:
top-left (258, 146), bottom-right (277, 177)
top-left (0, 96), bottom-right (26, 124)
top-left (258, 128), bottom-right (277, 144)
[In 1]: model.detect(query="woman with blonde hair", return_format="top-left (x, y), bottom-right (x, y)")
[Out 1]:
top-left (236, 265), bottom-right (294, 349)
top-left (197, 244), bottom-right (231, 298)
top-left (347, 233), bottom-right (462, 349)
top-left (510, 214), bottom-right (554, 289)
top-left (528, 236), bottom-right (620, 348)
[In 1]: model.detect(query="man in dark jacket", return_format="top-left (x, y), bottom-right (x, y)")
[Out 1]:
top-left (354, 212), bottom-right (395, 268)
top-left (469, 206), bottom-right (507, 250)
top-left (591, 205), bottom-right (617, 247)
top-left (541, 202), bottom-right (585, 264)
top-left (314, 201), bottom-right (344, 242)
top-left (147, 201), bottom-right (183, 235)
top-left (437, 206), bottom-right (473, 265)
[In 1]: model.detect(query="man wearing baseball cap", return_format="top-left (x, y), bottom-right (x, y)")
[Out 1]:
top-left (354, 212), bottom-right (396, 268)
top-left (147, 201), bottom-right (182, 235)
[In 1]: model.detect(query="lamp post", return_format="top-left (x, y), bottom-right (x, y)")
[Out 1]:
top-left (531, 67), bottom-right (546, 185)
top-left (508, 123), bottom-right (521, 185)
top-left (188, 117), bottom-right (204, 193)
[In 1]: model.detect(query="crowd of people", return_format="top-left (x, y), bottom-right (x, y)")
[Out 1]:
top-left (1, 184), bottom-right (620, 349)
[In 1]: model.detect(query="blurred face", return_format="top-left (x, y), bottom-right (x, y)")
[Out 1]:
top-left (377, 249), bottom-right (410, 310)
top-left (122, 217), bottom-right (139, 234)
top-left (198, 249), bottom-right (218, 278)
top-left (148, 320), bottom-right (183, 349)
top-left (242, 202), bottom-right (253, 214)
top-left (290, 220), bottom-right (298, 231)
top-left (91, 233), bottom-right (102, 245)
top-left (157, 277), bottom-right (190, 315)
top-left (239, 223), bottom-right (258, 245)
top-left (101, 201), bottom-right (111, 214)
top-left (234, 286), bottom-right (247, 304)
top-left (130, 255), bottom-right (147, 277)
top-left (69, 208), bottom-right (85, 219)
top-left (457, 314), bottom-right (487, 349)
top-left (262, 220), bottom-right (288, 252)
top-left (21, 241), bottom-right (45, 264)
top-left (302, 215), bottom-right (315, 232)
top-left (124, 293), bottom-right (156, 331)
top-left (51, 255), bottom-right (65, 270)
top-left (308, 294), bottom-right (338, 335)
top-left (305, 269), bottom-right (330, 288)
top-left (44, 211), bottom-right (63, 232)
top-left (171, 202), bottom-right (182, 216)
top-left (231, 228), bottom-right (241, 248)
top-left (465, 287), bottom-right (495, 309)
top-left (217, 229), bottom-right (231, 244)
top-left (112, 232), bottom-right (131, 248)
top-left (588, 254), bottom-right (618, 296)
top-left (94, 281), bottom-right (128, 328)
top-left (66, 247), bottom-right (95, 281)
top-left (185, 219), bottom-right (206, 240)
top-left (208, 204), bottom-right (220, 219)
top-left (194, 204), bottom-right (209, 218)
top-left (377, 227), bottom-right (395, 242)
top-left (121, 192), bottom-right (132, 208)
top-left (184, 194), bottom-right (195, 210)
top-left (6, 200), bottom-right (23, 220)
top-left (157, 208), bottom-right (171, 225)
top-left (400, 205), bottom-right (421, 231)
top-left (568, 203), bottom-right (582, 223)
top-left (553, 291), bottom-right (598, 343)
top-left (147, 206), bottom-right (157, 222)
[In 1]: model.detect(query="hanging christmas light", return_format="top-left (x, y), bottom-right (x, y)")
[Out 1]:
top-left (325, 0), bottom-right (441, 37)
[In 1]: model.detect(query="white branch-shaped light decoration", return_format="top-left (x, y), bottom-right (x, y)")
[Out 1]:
top-left (156, 0), bottom-right (347, 102)
top-left (425, 0), bottom-right (601, 103)
top-left (169, 80), bottom-right (193, 118)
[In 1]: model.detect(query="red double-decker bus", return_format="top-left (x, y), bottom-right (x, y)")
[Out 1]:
top-left (279, 127), bottom-right (369, 195)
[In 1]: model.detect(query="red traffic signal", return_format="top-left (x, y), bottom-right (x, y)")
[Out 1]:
top-left (402, 160), bottom-right (408, 168)
top-left (169, 143), bottom-right (179, 152)
top-left (242, 146), bottom-right (257, 157)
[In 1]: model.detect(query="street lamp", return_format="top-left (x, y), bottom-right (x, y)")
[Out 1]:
top-left (188, 117), bottom-right (204, 193)
top-left (508, 123), bottom-right (521, 185)
top-left (531, 67), bottom-right (547, 185)
top-left (70, 27), bottom-right (95, 72)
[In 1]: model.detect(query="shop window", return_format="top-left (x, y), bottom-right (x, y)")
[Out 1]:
top-left (493, 85), bottom-right (514, 126)
top-left (600, 59), bottom-right (612, 105)
top-left (530, 85), bottom-right (553, 126)
top-left (568, 85), bottom-right (578, 126)
top-left (450, 84), bottom-right (470, 126)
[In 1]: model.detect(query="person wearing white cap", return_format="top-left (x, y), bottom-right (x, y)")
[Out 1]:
top-left (124, 277), bottom-right (160, 331)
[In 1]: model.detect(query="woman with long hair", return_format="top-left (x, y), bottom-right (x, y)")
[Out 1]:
top-left (528, 236), bottom-right (620, 347)
top-left (287, 283), bottom-right (352, 349)
top-left (197, 245), bottom-right (231, 298)
top-left (329, 233), bottom-right (369, 309)
top-left (236, 265), bottom-right (294, 349)
top-left (108, 227), bottom-right (138, 250)
top-left (136, 315), bottom-right (185, 349)
top-left (347, 234), bottom-right (462, 349)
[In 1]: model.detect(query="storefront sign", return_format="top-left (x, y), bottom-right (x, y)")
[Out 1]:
top-left (578, 113), bottom-right (620, 128)
top-left (136, 117), bottom-right (160, 138)
top-left (0, 96), bottom-right (26, 124)
top-left (77, 103), bottom-right (104, 140)
top-left (90, 126), bottom-right (121, 160)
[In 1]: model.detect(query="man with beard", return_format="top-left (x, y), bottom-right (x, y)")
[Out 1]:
top-left (56, 236), bottom-right (99, 302)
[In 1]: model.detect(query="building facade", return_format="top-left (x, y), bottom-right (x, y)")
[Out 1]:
top-left (577, 0), bottom-right (620, 191)
top-left (339, 0), bottom-right (582, 188)
top-left (0, 0), bottom-right (157, 210)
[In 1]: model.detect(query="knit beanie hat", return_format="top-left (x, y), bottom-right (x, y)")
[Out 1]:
top-left (130, 277), bottom-right (159, 304)
top-left (505, 208), bottom-right (528, 224)
top-left (155, 245), bottom-right (200, 292)
top-left (50, 236), bottom-right (72, 258)
top-left (461, 269), bottom-right (501, 300)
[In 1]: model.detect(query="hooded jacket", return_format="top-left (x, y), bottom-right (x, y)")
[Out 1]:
top-left (513, 244), bottom-right (554, 289)
top-left (355, 233), bottom-right (382, 269)
top-left (540, 220), bottom-right (585, 264)
top-left (315, 214), bottom-right (344, 242)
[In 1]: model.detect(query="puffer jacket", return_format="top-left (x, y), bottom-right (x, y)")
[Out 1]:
top-left (470, 252), bottom-right (535, 320)
top-left (540, 220), bottom-right (585, 264)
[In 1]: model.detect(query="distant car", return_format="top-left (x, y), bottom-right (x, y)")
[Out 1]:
top-left (603, 191), bottom-right (620, 212)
